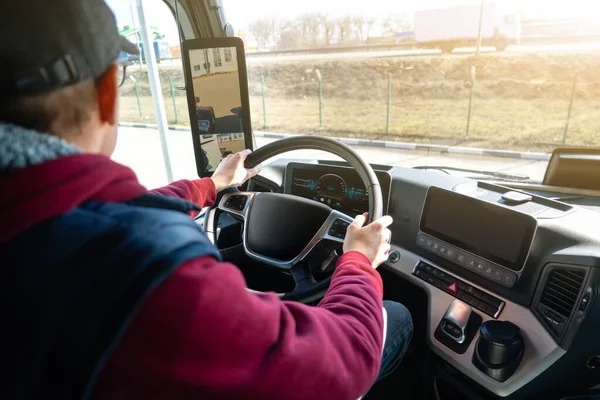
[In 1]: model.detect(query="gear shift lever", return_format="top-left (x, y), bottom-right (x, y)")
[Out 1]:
top-left (441, 300), bottom-right (472, 344)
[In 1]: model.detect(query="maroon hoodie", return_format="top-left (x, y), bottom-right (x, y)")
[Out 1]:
top-left (0, 154), bottom-right (385, 400)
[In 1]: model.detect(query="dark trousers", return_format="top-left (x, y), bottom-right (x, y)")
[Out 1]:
top-left (377, 300), bottom-right (414, 381)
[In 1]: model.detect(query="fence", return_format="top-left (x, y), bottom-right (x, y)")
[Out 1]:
top-left (118, 52), bottom-right (599, 154)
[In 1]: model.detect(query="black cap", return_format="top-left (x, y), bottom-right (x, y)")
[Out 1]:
top-left (0, 0), bottom-right (140, 100)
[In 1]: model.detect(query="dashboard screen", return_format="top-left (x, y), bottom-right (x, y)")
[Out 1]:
top-left (420, 187), bottom-right (536, 272)
top-left (286, 164), bottom-right (391, 216)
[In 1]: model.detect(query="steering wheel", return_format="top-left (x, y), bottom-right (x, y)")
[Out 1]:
top-left (204, 136), bottom-right (383, 303)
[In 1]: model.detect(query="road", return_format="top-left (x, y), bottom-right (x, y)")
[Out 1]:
top-left (112, 126), bottom-right (549, 190)
top-left (246, 42), bottom-right (600, 64)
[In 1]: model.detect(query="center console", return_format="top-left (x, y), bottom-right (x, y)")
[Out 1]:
top-left (412, 187), bottom-right (544, 384)
top-left (387, 243), bottom-right (565, 397)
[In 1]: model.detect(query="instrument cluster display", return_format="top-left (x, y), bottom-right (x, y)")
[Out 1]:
top-left (287, 163), bottom-right (390, 216)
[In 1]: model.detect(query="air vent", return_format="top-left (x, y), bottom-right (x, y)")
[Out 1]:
top-left (540, 269), bottom-right (585, 318)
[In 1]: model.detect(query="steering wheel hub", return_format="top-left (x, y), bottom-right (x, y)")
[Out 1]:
top-left (246, 193), bottom-right (331, 261)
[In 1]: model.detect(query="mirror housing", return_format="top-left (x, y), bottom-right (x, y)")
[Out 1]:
top-left (182, 37), bottom-right (254, 177)
top-left (543, 148), bottom-right (600, 191)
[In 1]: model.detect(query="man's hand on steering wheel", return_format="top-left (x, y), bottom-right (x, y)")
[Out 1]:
top-left (344, 214), bottom-right (393, 269)
top-left (210, 149), bottom-right (260, 192)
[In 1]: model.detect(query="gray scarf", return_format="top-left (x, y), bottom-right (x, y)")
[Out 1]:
top-left (0, 122), bottom-right (81, 172)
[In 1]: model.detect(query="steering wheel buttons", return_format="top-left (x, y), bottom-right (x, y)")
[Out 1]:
top-left (328, 219), bottom-right (350, 239)
top-left (223, 195), bottom-right (247, 211)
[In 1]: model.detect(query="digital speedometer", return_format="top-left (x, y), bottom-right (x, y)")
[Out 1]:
top-left (316, 174), bottom-right (348, 199)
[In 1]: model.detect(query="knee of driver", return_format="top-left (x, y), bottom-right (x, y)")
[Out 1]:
top-left (383, 300), bottom-right (414, 339)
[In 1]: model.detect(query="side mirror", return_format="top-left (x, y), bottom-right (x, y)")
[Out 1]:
top-left (182, 37), bottom-right (253, 178)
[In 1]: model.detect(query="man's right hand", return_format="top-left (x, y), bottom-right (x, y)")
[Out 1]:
top-left (343, 214), bottom-right (393, 268)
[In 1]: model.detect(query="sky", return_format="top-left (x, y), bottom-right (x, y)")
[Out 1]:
top-left (106, 0), bottom-right (600, 45)
top-left (221, 0), bottom-right (600, 29)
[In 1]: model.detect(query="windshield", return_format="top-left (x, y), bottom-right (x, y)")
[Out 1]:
top-left (223, 0), bottom-right (600, 182)
top-left (107, 0), bottom-right (600, 187)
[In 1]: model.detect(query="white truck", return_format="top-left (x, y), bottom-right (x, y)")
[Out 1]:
top-left (414, 4), bottom-right (520, 53)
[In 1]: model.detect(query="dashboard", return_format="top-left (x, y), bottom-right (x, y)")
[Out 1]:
top-left (247, 159), bottom-right (600, 399)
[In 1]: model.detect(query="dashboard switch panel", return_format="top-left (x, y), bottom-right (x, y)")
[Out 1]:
top-left (417, 232), bottom-right (518, 288)
top-left (413, 261), bottom-right (505, 319)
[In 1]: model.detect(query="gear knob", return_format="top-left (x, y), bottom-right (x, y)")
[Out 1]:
top-left (441, 300), bottom-right (472, 344)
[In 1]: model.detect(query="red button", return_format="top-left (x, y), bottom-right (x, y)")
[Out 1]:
top-left (446, 282), bottom-right (458, 294)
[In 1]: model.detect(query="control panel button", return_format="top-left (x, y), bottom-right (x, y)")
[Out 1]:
top-left (480, 292), bottom-right (491, 303)
top-left (502, 272), bottom-right (516, 286)
top-left (492, 269), bottom-right (503, 281)
top-left (486, 305), bottom-right (499, 317)
top-left (488, 297), bottom-right (502, 308)
top-left (446, 282), bottom-right (458, 294)
top-left (468, 297), bottom-right (481, 309)
top-left (443, 321), bottom-right (462, 340)
top-left (437, 270), bottom-right (452, 283)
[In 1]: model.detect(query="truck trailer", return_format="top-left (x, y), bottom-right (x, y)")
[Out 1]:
top-left (414, 4), bottom-right (520, 53)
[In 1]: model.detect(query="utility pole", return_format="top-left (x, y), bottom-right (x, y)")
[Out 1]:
top-left (466, 0), bottom-right (485, 139)
top-left (476, 0), bottom-right (485, 55)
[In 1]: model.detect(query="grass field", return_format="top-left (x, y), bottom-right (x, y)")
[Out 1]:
top-left (120, 94), bottom-right (600, 152)
top-left (118, 52), bottom-right (600, 152)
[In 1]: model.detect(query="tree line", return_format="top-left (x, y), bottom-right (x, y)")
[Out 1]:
top-left (247, 13), bottom-right (412, 51)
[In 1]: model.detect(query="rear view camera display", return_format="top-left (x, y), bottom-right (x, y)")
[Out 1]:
top-left (189, 46), bottom-right (245, 172)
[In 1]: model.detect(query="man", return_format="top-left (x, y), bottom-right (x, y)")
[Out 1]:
top-left (0, 1), bottom-right (413, 399)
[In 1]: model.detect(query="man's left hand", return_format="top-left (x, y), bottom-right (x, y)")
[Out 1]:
top-left (210, 149), bottom-right (260, 192)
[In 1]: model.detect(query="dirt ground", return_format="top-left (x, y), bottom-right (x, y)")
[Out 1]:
top-left (118, 52), bottom-right (600, 152)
